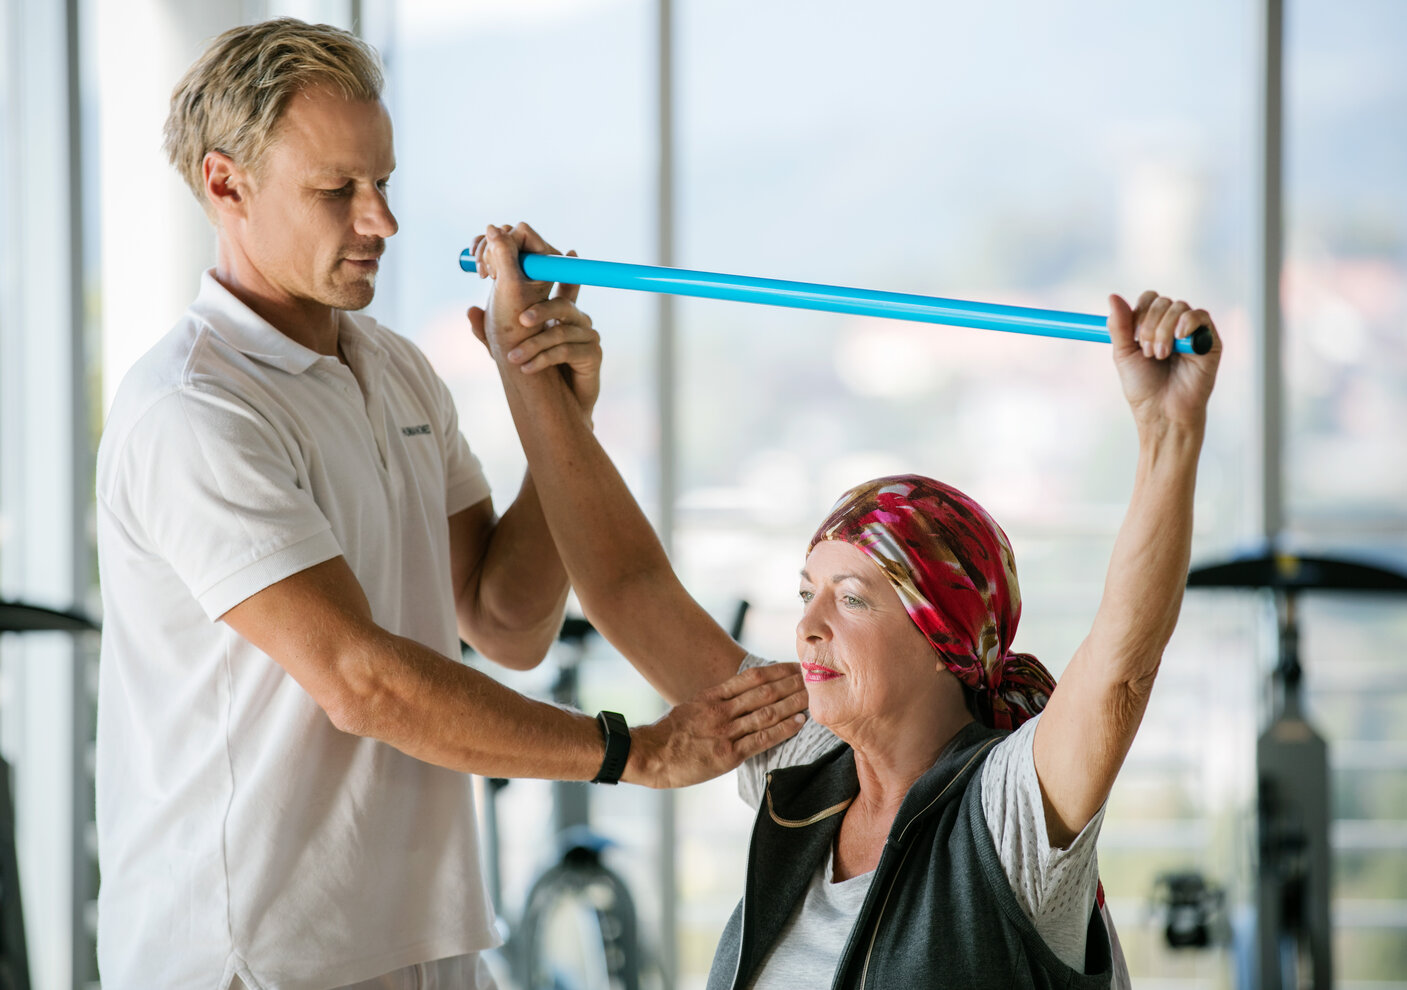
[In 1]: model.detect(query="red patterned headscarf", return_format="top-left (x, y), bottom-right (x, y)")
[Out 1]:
top-left (808, 475), bottom-right (1056, 731)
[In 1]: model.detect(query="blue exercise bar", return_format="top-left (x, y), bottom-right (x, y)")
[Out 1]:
top-left (458, 250), bottom-right (1214, 355)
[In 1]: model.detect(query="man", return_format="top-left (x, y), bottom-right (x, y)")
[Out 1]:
top-left (95, 18), bottom-right (805, 989)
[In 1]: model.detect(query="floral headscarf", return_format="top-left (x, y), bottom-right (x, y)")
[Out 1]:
top-left (808, 475), bottom-right (1056, 731)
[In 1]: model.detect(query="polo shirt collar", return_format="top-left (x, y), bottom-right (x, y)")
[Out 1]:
top-left (335, 309), bottom-right (387, 376)
top-left (189, 270), bottom-right (335, 375)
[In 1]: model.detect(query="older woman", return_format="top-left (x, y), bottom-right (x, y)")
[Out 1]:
top-left (469, 223), bottom-right (1220, 988)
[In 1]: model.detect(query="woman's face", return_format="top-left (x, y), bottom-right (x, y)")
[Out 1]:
top-left (796, 540), bottom-right (952, 742)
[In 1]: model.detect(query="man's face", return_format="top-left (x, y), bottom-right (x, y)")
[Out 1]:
top-left (236, 86), bottom-right (397, 312)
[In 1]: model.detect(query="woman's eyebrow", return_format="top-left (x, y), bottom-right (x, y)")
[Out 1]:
top-left (799, 569), bottom-right (869, 587)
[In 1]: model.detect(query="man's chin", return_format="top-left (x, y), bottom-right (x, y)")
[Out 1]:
top-left (326, 278), bottom-right (377, 312)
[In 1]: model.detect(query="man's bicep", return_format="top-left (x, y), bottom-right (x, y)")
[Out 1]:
top-left (448, 498), bottom-right (497, 639)
top-left (448, 498), bottom-right (496, 587)
top-left (221, 556), bottom-right (378, 717)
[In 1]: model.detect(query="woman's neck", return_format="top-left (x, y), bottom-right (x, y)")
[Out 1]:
top-left (850, 712), bottom-right (974, 815)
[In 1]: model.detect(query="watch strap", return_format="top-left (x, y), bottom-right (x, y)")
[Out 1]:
top-left (591, 710), bottom-right (631, 785)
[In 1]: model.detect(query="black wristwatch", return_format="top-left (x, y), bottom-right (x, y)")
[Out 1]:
top-left (591, 710), bottom-right (631, 785)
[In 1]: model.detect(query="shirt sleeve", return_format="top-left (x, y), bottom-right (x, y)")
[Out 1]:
top-left (734, 653), bottom-right (843, 809)
top-left (104, 386), bottom-right (342, 620)
top-left (980, 714), bottom-right (1105, 972)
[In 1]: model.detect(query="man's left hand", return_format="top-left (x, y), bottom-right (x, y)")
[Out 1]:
top-left (622, 662), bottom-right (809, 789)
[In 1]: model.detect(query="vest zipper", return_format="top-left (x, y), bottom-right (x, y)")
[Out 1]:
top-left (854, 737), bottom-right (1001, 989)
top-left (739, 771), bottom-right (853, 988)
top-left (857, 841), bottom-right (919, 989)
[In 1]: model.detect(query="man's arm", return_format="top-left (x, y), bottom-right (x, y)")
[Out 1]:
top-left (221, 555), bottom-right (806, 784)
top-left (468, 224), bottom-right (748, 705)
top-left (1033, 291), bottom-right (1222, 847)
top-left (448, 488), bottom-right (568, 671)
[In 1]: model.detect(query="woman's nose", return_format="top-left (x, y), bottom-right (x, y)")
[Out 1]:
top-left (796, 598), bottom-right (831, 643)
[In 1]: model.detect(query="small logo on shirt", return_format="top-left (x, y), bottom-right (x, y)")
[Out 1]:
top-left (401, 424), bottom-right (432, 436)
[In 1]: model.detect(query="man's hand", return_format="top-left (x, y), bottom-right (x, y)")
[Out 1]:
top-left (1107, 290), bottom-right (1222, 437)
top-left (623, 663), bottom-right (808, 789)
top-left (467, 222), bottom-right (602, 416)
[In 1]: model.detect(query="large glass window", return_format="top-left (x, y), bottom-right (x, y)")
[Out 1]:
top-left (376, 3), bottom-right (672, 985)
top-left (87, 2), bottom-right (1397, 988)
top-left (672, 2), bottom-right (1257, 985)
top-left (1283, 1), bottom-right (1407, 982)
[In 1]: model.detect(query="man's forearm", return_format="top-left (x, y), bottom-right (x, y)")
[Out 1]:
top-left (330, 625), bottom-right (606, 778)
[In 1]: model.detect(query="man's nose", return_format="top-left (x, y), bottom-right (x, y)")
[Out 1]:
top-left (356, 187), bottom-right (398, 239)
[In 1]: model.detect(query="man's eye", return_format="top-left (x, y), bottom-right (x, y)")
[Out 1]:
top-left (323, 184), bottom-right (353, 197)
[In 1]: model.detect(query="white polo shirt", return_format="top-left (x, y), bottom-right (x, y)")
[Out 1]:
top-left (95, 271), bottom-right (499, 989)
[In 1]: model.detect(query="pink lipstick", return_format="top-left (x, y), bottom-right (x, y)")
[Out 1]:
top-left (802, 661), bottom-right (842, 682)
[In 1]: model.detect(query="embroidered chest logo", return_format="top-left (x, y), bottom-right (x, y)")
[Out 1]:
top-left (401, 424), bottom-right (432, 436)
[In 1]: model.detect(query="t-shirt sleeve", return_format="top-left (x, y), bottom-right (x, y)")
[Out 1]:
top-left (735, 653), bottom-right (842, 809)
top-left (104, 387), bottom-right (343, 621)
top-left (980, 714), bottom-right (1105, 972)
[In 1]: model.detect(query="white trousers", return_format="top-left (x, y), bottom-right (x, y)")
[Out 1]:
top-left (231, 953), bottom-right (496, 990)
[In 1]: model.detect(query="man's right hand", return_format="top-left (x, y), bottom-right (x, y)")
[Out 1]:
top-left (623, 663), bottom-right (808, 789)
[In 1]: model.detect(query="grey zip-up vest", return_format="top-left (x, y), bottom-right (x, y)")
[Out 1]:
top-left (706, 722), bottom-right (1113, 990)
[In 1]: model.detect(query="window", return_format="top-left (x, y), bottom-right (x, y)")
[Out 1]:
top-left (671, 2), bottom-right (1257, 984)
top-left (1283, 1), bottom-right (1407, 982)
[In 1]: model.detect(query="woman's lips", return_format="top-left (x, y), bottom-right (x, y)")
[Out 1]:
top-left (801, 661), bottom-right (842, 682)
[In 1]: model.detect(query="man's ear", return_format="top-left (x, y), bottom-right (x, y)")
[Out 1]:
top-left (202, 150), bottom-right (247, 219)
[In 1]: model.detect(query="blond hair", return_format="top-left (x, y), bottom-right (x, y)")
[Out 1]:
top-left (164, 17), bottom-right (384, 218)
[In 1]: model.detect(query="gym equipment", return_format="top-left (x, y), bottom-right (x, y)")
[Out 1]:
top-left (478, 618), bottom-right (644, 990)
top-left (458, 252), bottom-right (1214, 355)
top-left (1187, 552), bottom-right (1407, 990)
top-left (0, 600), bottom-right (100, 990)
top-left (477, 603), bottom-right (751, 990)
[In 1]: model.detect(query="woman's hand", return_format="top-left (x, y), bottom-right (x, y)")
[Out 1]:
top-left (1107, 291), bottom-right (1222, 437)
top-left (467, 222), bottom-right (602, 417)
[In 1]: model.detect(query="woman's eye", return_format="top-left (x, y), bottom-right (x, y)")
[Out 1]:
top-left (798, 590), bottom-right (814, 604)
top-left (842, 595), bottom-right (865, 609)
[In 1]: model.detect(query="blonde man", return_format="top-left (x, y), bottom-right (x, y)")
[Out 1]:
top-left (95, 18), bottom-right (805, 989)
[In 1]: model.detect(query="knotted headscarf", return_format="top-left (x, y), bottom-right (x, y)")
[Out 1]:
top-left (808, 475), bottom-right (1056, 731)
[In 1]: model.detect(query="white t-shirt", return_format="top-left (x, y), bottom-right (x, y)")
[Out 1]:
top-left (95, 272), bottom-right (497, 990)
top-left (738, 655), bottom-right (1125, 987)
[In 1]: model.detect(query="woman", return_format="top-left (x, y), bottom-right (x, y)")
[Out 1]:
top-left (468, 223), bottom-right (1221, 988)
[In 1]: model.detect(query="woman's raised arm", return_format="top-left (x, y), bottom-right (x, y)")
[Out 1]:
top-left (1032, 290), bottom-right (1222, 847)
